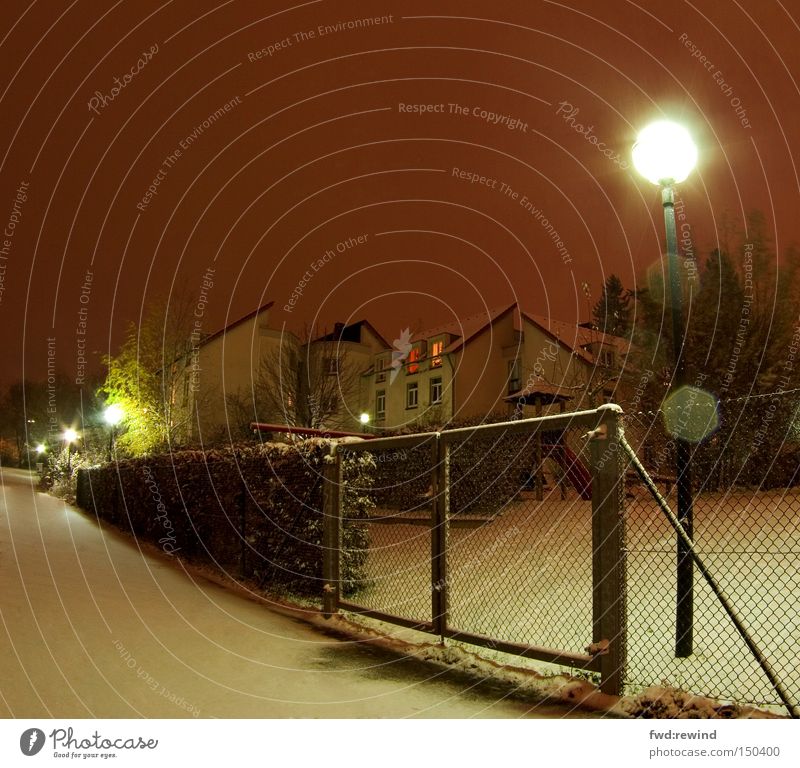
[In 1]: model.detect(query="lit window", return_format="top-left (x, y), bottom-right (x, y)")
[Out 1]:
top-left (430, 340), bottom-right (443, 368)
top-left (430, 377), bottom-right (442, 404)
top-left (406, 346), bottom-right (421, 374)
top-left (376, 390), bottom-right (386, 419)
top-left (406, 382), bottom-right (418, 408)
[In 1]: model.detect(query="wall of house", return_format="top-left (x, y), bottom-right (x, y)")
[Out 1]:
top-left (368, 352), bottom-right (454, 431)
top-left (451, 311), bottom-right (518, 419)
top-left (190, 309), bottom-right (284, 439)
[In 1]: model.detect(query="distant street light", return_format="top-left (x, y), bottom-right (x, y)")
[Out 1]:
top-left (103, 404), bottom-right (124, 460)
top-left (35, 444), bottom-right (46, 455)
top-left (103, 404), bottom-right (124, 426)
top-left (359, 412), bottom-right (370, 433)
top-left (633, 119), bottom-right (698, 658)
top-left (63, 429), bottom-right (79, 474)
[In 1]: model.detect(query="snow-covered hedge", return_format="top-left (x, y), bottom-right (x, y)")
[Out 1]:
top-left (76, 441), bottom-right (372, 598)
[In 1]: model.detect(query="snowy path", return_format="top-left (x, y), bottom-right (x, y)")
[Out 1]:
top-left (0, 468), bottom-right (588, 719)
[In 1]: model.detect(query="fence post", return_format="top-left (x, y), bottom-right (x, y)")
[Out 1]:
top-left (322, 446), bottom-right (341, 618)
top-left (431, 436), bottom-right (449, 639)
top-left (589, 404), bottom-right (627, 696)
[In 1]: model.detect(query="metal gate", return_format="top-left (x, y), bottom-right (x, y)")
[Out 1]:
top-left (322, 406), bottom-right (626, 695)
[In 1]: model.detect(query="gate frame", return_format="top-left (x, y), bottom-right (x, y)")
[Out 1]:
top-left (323, 405), bottom-right (626, 695)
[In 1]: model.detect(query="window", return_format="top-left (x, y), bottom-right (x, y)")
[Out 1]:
top-left (376, 390), bottom-right (386, 420)
top-left (324, 356), bottom-right (339, 375)
top-left (508, 359), bottom-right (521, 394)
top-left (376, 356), bottom-right (387, 383)
top-left (430, 377), bottom-right (443, 404)
top-left (406, 345), bottom-right (421, 374)
top-left (406, 382), bottom-right (418, 409)
top-left (430, 340), bottom-right (444, 368)
top-left (601, 350), bottom-right (615, 367)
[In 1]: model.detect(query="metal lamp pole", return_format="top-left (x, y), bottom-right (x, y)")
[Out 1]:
top-left (662, 184), bottom-right (694, 658)
top-left (633, 120), bottom-right (698, 658)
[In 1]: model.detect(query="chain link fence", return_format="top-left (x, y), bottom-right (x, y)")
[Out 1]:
top-left (622, 393), bottom-right (800, 712)
top-left (333, 410), bottom-right (621, 684)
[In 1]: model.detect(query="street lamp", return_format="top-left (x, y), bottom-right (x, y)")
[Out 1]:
top-left (633, 119), bottom-right (698, 658)
top-left (103, 404), bottom-right (124, 460)
top-left (63, 428), bottom-right (78, 474)
top-left (359, 412), bottom-right (370, 433)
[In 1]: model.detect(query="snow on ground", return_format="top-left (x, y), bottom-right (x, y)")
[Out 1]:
top-left (0, 467), bottom-right (594, 719)
top-left (349, 488), bottom-right (800, 713)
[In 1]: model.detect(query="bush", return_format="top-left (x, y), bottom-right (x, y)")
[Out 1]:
top-left (76, 440), bottom-right (372, 598)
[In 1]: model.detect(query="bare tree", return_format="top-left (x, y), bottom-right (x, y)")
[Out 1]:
top-left (252, 325), bottom-right (364, 431)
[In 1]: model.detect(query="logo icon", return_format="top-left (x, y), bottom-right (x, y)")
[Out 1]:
top-left (389, 327), bottom-right (413, 384)
top-left (20, 728), bottom-right (45, 756)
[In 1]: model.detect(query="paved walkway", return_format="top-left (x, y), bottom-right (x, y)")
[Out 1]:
top-left (0, 468), bottom-right (591, 718)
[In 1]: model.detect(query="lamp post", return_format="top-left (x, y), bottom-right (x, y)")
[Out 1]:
top-left (103, 404), bottom-right (124, 460)
top-left (359, 412), bottom-right (370, 434)
top-left (63, 429), bottom-right (78, 474)
top-left (633, 120), bottom-right (698, 658)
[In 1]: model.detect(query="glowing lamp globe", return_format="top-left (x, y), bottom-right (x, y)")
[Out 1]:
top-left (63, 429), bottom-right (78, 443)
top-left (104, 404), bottom-right (124, 426)
top-left (632, 121), bottom-right (697, 185)
top-left (359, 413), bottom-right (370, 425)
top-left (35, 444), bottom-right (46, 454)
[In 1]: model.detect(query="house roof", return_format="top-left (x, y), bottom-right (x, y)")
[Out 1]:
top-left (195, 299), bottom-right (275, 349)
top-left (390, 303), bottom-right (627, 364)
top-left (312, 320), bottom-right (390, 349)
top-left (521, 312), bottom-right (631, 364)
top-left (405, 304), bottom-right (519, 354)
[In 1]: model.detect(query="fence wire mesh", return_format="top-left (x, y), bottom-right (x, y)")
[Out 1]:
top-left (338, 437), bottom-right (435, 625)
top-left (623, 398), bottom-right (800, 712)
top-left (443, 424), bottom-right (594, 656)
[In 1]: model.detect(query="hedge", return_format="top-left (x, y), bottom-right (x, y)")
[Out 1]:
top-left (76, 440), bottom-right (372, 598)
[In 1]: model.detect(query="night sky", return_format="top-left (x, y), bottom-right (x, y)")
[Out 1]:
top-left (1, 0), bottom-right (798, 386)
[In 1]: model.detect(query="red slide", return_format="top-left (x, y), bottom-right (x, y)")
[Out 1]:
top-left (548, 444), bottom-right (592, 500)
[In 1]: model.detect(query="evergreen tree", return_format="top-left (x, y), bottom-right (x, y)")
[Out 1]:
top-left (593, 274), bottom-right (632, 337)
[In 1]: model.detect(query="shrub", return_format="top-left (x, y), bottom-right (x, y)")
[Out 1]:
top-left (75, 440), bottom-right (372, 599)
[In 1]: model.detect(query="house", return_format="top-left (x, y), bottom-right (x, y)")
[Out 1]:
top-left (181, 300), bottom-right (282, 440)
top-left (182, 304), bottom-right (389, 439)
top-left (361, 303), bottom-right (630, 431)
